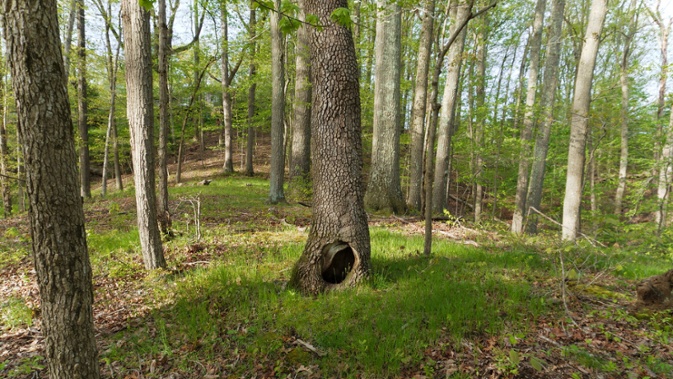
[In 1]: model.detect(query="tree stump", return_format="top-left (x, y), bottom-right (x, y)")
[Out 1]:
top-left (636, 269), bottom-right (673, 309)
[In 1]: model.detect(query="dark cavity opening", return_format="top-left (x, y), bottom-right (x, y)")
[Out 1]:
top-left (321, 241), bottom-right (355, 284)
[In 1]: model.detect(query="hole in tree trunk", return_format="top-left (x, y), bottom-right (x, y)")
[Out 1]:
top-left (321, 241), bottom-right (355, 284)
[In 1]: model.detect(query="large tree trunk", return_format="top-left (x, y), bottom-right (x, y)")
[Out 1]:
top-left (526, 0), bottom-right (566, 234)
top-left (221, 3), bottom-right (235, 174)
top-left (77, 0), bottom-right (90, 198)
top-left (121, 0), bottom-right (166, 269)
top-left (157, 0), bottom-right (171, 234)
top-left (511, 0), bottom-right (546, 234)
top-left (289, 0), bottom-right (312, 195)
top-left (269, 0), bottom-right (286, 204)
top-left (561, 0), bottom-right (607, 242)
top-left (364, 0), bottom-right (405, 214)
top-left (432, 0), bottom-right (470, 214)
top-left (291, 0), bottom-right (370, 295)
top-left (2, 1), bottom-right (100, 377)
top-left (245, 4), bottom-right (257, 177)
top-left (407, 0), bottom-right (435, 212)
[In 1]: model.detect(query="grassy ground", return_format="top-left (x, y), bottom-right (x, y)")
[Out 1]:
top-left (1, 151), bottom-right (673, 378)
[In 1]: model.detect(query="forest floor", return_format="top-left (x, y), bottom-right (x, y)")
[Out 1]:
top-left (1, 137), bottom-right (673, 378)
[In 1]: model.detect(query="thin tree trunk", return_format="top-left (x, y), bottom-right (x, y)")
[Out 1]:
top-left (0, 42), bottom-right (10, 217)
top-left (433, 0), bottom-right (471, 214)
top-left (561, 0), bottom-right (607, 241)
top-left (2, 1), bottom-right (100, 376)
top-left (289, 0), bottom-right (311, 189)
top-left (407, 0), bottom-right (436, 212)
top-left (657, 102), bottom-right (673, 233)
top-left (269, 0), bottom-right (286, 203)
top-left (526, 0), bottom-right (566, 234)
top-left (101, 4), bottom-right (120, 199)
top-left (473, 16), bottom-right (488, 223)
top-left (511, 0), bottom-right (546, 233)
top-left (121, 0), bottom-right (166, 268)
top-left (245, 9), bottom-right (257, 178)
top-left (615, 0), bottom-right (639, 216)
top-left (222, 3), bottom-right (235, 173)
top-left (63, 0), bottom-right (77, 79)
top-left (648, 5), bottom-right (671, 184)
top-left (156, 0), bottom-right (171, 233)
top-left (77, 0), bottom-right (90, 198)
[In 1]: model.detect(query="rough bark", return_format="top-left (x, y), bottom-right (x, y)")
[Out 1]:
top-left (157, 0), bottom-right (171, 233)
top-left (561, 0), bottom-right (607, 241)
top-left (221, 3), bottom-right (235, 174)
top-left (121, 0), bottom-right (166, 268)
top-left (432, 0), bottom-right (470, 214)
top-left (245, 4), bottom-right (257, 177)
top-left (77, 0), bottom-right (90, 198)
top-left (2, 1), bottom-right (100, 377)
top-left (526, 0), bottom-right (566, 234)
top-left (269, 0), bottom-right (286, 204)
top-left (511, 0), bottom-right (546, 234)
top-left (291, 0), bottom-right (370, 295)
top-left (407, 0), bottom-right (435, 212)
top-left (364, 0), bottom-right (405, 214)
top-left (289, 0), bottom-right (312, 192)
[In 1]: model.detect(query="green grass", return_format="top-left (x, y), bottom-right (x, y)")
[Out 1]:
top-left (0, 296), bottom-right (33, 330)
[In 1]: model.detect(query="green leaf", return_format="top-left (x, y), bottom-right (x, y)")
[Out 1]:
top-left (508, 349), bottom-right (520, 365)
top-left (279, 17), bottom-right (301, 34)
top-left (139, 0), bottom-right (155, 10)
top-left (306, 13), bottom-right (322, 30)
top-left (253, 0), bottom-right (274, 10)
top-left (281, 0), bottom-right (299, 15)
top-left (529, 356), bottom-right (545, 372)
top-left (330, 7), bottom-right (352, 29)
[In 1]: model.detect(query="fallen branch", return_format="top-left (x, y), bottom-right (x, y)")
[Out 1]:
top-left (529, 207), bottom-right (606, 247)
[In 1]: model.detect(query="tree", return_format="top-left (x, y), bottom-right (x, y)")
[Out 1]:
top-left (245, 3), bottom-right (257, 177)
top-left (433, 0), bottom-right (472, 214)
top-left (525, 0), bottom-right (566, 234)
top-left (221, 2), bottom-right (235, 174)
top-left (407, 0), bottom-right (436, 212)
top-left (511, 0), bottom-right (546, 234)
top-left (561, 0), bottom-right (608, 242)
top-left (1, 1), bottom-right (100, 377)
top-left (364, 0), bottom-right (405, 214)
top-left (0, 36), bottom-right (10, 217)
top-left (614, 0), bottom-right (640, 216)
top-left (121, 0), bottom-right (166, 269)
top-left (291, 0), bottom-right (370, 294)
top-left (269, 0), bottom-right (286, 204)
top-left (157, 0), bottom-right (171, 232)
top-left (289, 0), bottom-right (312, 194)
top-left (77, 0), bottom-right (91, 198)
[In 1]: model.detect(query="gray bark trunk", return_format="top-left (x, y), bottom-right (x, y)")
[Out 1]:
top-left (289, 0), bottom-right (311, 187)
top-left (222, 4), bottom-right (235, 173)
top-left (245, 5), bottom-right (257, 177)
top-left (63, 0), bottom-right (77, 79)
top-left (432, 0), bottom-right (470, 214)
top-left (291, 0), bottom-right (370, 295)
top-left (561, 0), bottom-right (607, 241)
top-left (100, 0), bottom-right (120, 199)
top-left (77, 0), bottom-right (90, 198)
top-left (121, 0), bottom-right (166, 268)
top-left (269, 0), bottom-right (286, 204)
top-left (473, 16), bottom-right (488, 223)
top-left (525, 0), bottom-right (566, 234)
top-left (364, 0), bottom-right (405, 214)
top-left (511, 0), bottom-right (546, 234)
top-left (2, 1), bottom-right (100, 377)
top-left (157, 0), bottom-right (171, 233)
top-left (407, 0), bottom-right (435, 212)
top-left (0, 44), bottom-right (10, 217)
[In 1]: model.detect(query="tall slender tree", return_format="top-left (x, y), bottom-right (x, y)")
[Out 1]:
top-left (2, 1), bottom-right (100, 377)
top-left (269, 0), bottom-right (286, 204)
top-left (221, 2), bottom-right (235, 173)
top-left (561, 0), bottom-right (608, 241)
top-left (0, 36), bottom-right (10, 217)
top-left (511, 0), bottom-right (546, 233)
top-left (407, 0), bottom-right (436, 212)
top-left (245, 3), bottom-right (257, 177)
top-left (77, 0), bottom-right (91, 198)
top-left (526, 0), bottom-right (566, 234)
top-left (121, 0), bottom-right (166, 268)
top-left (364, 0), bottom-right (405, 213)
top-left (291, 0), bottom-right (370, 294)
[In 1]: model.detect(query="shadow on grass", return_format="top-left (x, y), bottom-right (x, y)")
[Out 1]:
top-left (99, 229), bottom-right (552, 378)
